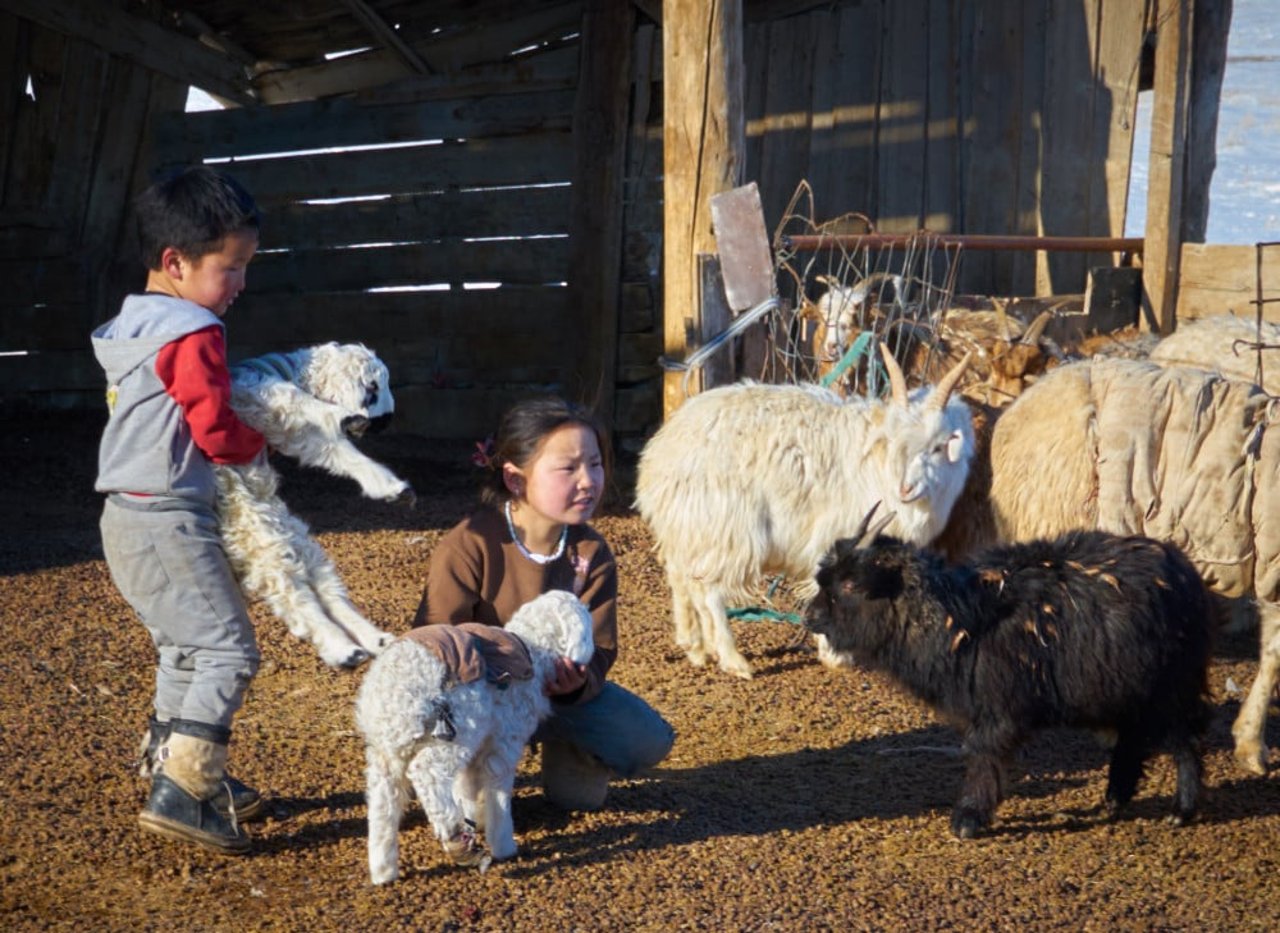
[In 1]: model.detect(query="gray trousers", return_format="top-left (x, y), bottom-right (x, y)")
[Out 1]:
top-left (100, 496), bottom-right (259, 731)
top-left (533, 682), bottom-right (675, 778)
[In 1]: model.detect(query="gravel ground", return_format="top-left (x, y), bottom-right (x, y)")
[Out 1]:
top-left (2, 413), bottom-right (1278, 932)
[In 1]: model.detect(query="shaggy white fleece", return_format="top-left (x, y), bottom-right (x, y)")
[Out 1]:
top-left (217, 342), bottom-right (413, 669)
top-left (355, 591), bottom-right (595, 884)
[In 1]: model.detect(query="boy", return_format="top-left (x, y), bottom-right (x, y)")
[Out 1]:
top-left (93, 165), bottom-right (265, 855)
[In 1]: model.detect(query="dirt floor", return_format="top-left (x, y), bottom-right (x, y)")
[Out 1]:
top-left (3, 412), bottom-right (1279, 932)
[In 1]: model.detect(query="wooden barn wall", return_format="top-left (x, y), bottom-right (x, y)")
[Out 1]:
top-left (149, 51), bottom-right (581, 441)
top-left (0, 12), bottom-right (186, 411)
top-left (743, 0), bottom-right (1146, 298)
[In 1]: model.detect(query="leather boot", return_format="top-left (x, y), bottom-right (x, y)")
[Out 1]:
top-left (540, 739), bottom-right (611, 811)
top-left (137, 729), bottom-right (250, 855)
top-left (138, 717), bottom-right (265, 821)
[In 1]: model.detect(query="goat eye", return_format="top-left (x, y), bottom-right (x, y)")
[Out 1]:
top-left (364, 382), bottom-right (379, 407)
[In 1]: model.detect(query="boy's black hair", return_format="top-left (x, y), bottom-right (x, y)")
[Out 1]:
top-left (135, 165), bottom-right (261, 270)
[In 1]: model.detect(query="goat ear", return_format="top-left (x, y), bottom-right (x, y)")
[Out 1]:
top-left (945, 430), bottom-right (965, 464)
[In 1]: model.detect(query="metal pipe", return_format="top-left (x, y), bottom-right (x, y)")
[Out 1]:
top-left (779, 233), bottom-right (1145, 253)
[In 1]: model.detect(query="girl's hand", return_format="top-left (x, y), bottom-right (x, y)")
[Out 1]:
top-left (544, 656), bottom-right (588, 696)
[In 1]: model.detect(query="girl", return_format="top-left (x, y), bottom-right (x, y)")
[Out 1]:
top-left (413, 396), bottom-right (674, 809)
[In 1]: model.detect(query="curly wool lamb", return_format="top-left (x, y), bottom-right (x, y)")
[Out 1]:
top-left (355, 591), bottom-right (594, 884)
top-left (218, 342), bottom-right (413, 669)
top-left (806, 508), bottom-right (1214, 839)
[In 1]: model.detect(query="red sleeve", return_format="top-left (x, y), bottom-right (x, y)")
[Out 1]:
top-left (156, 325), bottom-right (265, 465)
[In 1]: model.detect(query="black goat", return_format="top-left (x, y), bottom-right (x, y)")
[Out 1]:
top-left (806, 507), bottom-right (1214, 838)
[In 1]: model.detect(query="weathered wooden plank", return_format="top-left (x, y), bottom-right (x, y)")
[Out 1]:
top-left (1175, 243), bottom-right (1280, 323)
top-left (0, 301), bottom-right (90, 350)
top-left (1143, 0), bottom-right (1194, 333)
top-left (81, 58), bottom-right (154, 324)
top-left (253, 3), bottom-right (582, 104)
top-left (246, 238), bottom-right (571, 293)
top-left (386, 385), bottom-right (545, 440)
top-left (1183, 0), bottom-right (1231, 244)
top-left (1093, 0), bottom-right (1147, 247)
top-left (807, 3), bottom-right (881, 225)
top-left (617, 331), bottom-right (663, 382)
top-left (2, 22), bottom-right (63, 213)
top-left (356, 45), bottom-right (579, 106)
top-left (925, 0), bottom-right (960, 234)
top-left (1036, 0), bottom-right (1102, 294)
top-left (0, 346), bottom-right (99, 393)
top-left (876, 0), bottom-right (928, 234)
top-left (662, 0), bottom-right (744, 416)
top-left (208, 131), bottom-right (574, 206)
top-left (0, 0), bottom-right (254, 105)
top-left (265, 186), bottom-right (572, 251)
top-left (1007, 1), bottom-right (1047, 295)
top-left (959, 1), bottom-right (1023, 294)
top-left (0, 255), bottom-right (86, 307)
top-left (154, 89), bottom-right (575, 160)
top-left (0, 209), bottom-right (67, 259)
top-left (0, 12), bottom-right (23, 207)
top-left (756, 12), bottom-right (819, 236)
top-left (46, 37), bottom-right (108, 231)
top-left (226, 287), bottom-right (572, 346)
top-left (567, 0), bottom-right (632, 415)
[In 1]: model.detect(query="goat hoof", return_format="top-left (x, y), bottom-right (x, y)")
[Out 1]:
top-left (950, 809), bottom-right (984, 839)
top-left (341, 414), bottom-right (371, 437)
top-left (1232, 743), bottom-right (1268, 776)
top-left (393, 486), bottom-right (417, 508)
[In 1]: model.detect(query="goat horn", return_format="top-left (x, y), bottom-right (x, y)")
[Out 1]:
top-left (859, 511), bottom-right (896, 547)
top-left (879, 341), bottom-right (909, 406)
top-left (849, 501), bottom-right (881, 543)
top-left (1019, 309), bottom-right (1053, 346)
top-left (927, 350), bottom-right (973, 411)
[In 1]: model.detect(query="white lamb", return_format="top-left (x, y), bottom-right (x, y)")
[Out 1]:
top-left (635, 344), bottom-right (973, 679)
top-left (218, 342), bottom-right (413, 669)
top-left (355, 591), bottom-right (594, 884)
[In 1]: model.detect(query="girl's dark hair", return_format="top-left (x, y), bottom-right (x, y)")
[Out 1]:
top-left (135, 165), bottom-right (261, 270)
top-left (478, 396), bottom-right (611, 507)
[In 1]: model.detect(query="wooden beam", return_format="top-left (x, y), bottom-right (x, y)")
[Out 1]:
top-left (1141, 0), bottom-right (1195, 335)
top-left (339, 0), bottom-right (434, 75)
top-left (0, 0), bottom-right (255, 106)
top-left (662, 0), bottom-right (745, 417)
top-left (1183, 0), bottom-right (1232, 244)
top-left (567, 1), bottom-right (635, 419)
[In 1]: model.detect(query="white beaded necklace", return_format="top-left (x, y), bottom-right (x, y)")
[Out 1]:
top-left (504, 500), bottom-right (567, 565)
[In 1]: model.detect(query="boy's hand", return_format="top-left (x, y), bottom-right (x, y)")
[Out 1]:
top-left (544, 657), bottom-right (587, 696)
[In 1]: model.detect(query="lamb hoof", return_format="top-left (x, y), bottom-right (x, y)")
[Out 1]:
top-left (1164, 812), bottom-right (1193, 827)
top-left (341, 414), bottom-right (370, 437)
top-left (391, 486), bottom-right (416, 508)
top-left (329, 647), bottom-right (370, 669)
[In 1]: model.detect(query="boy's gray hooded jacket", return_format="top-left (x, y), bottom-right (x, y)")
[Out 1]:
top-left (92, 294), bottom-right (225, 506)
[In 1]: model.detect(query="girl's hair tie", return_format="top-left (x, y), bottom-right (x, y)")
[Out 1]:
top-left (470, 436), bottom-right (496, 469)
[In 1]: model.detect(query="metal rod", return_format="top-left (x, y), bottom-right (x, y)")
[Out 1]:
top-left (779, 233), bottom-right (1145, 253)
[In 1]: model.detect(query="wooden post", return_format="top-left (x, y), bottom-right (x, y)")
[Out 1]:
top-left (567, 1), bottom-right (635, 420)
top-left (1142, 0), bottom-right (1195, 335)
top-left (661, 0), bottom-right (744, 417)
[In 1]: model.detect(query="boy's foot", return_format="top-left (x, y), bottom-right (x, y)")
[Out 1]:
top-left (139, 720), bottom-right (266, 821)
top-left (138, 774), bottom-right (251, 855)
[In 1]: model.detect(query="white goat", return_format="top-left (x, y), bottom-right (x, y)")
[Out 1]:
top-left (986, 357), bottom-right (1280, 775)
top-left (635, 344), bottom-right (973, 679)
top-left (355, 591), bottom-right (594, 884)
top-left (218, 342), bottom-right (412, 669)
top-left (1149, 314), bottom-right (1280, 396)
top-left (804, 273), bottom-right (906, 392)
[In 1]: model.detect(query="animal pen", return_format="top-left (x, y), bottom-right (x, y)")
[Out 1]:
top-left (0, 0), bottom-right (1270, 448)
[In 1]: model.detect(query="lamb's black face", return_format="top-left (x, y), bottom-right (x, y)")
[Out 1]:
top-left (807, 542), bottom-right (908, 645)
